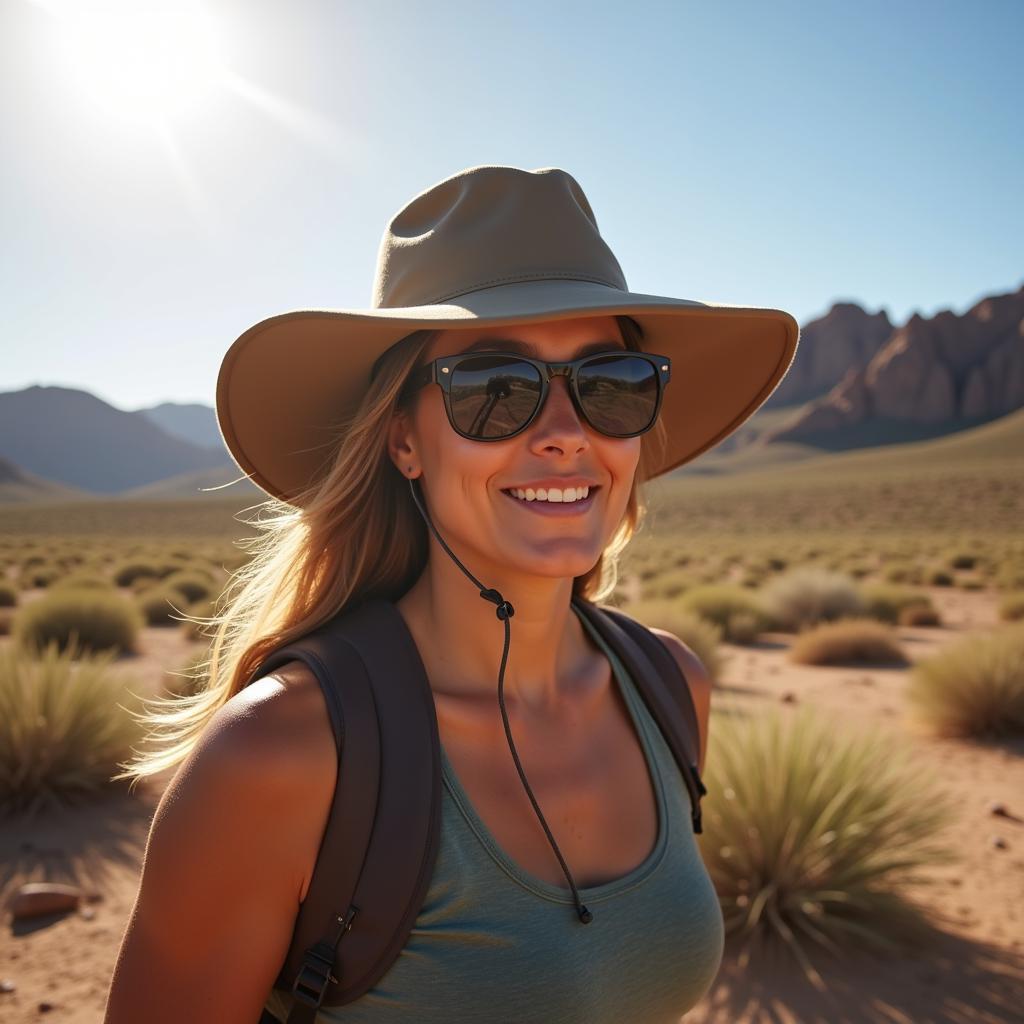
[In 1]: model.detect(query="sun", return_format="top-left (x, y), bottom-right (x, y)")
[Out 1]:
top-left (42, 0), bottom-right (226, 124)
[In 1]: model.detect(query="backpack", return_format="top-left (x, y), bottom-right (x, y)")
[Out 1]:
top-left (253, 594), bottom-right (708, 1024)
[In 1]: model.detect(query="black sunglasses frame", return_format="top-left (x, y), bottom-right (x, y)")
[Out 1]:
top-left (401, 349), bottom-right (672, 442)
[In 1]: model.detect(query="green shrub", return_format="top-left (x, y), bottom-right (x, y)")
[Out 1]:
top-left (51, 572), bottom-right (116, 593)
top-left (883, 562), bottom-right (923, 585)
top-left (899, 603), bottom-right (942, 627)
top-left (995, 565), bottom-right (1024, 592)
top-left (858, 583), bottom-right (933, 625)
top-left (13, 587), bottom-right (143, 656)
top-left (958, 575), bottom-right (986, 591)
top-left (949, 552), bottom-right (979, 570)
top-left (701, 706), bottom-right (958, 985)
top-left (621, 599), bottom-right (724, 682)
top-left (758, 567), bottom-right (865, 632)
top-left (998, 593), bottom-right (1024, 623)
top-left (0, 640), bottom-right (146, 816)
top-left (136, 586), bottom-right (189, 627)
top-left (162, 570), bottom-right (216, 604)
top-left (725, 611), bottom-right (762, 645)
top-left (907, 624), bottom-right (1024, 738)
top-left (789, 618), bottom-right (907, 667)
top-left (0, 581), bottom-right (17, 608)
top-left (926, 567), bottom-right (954, 586)
top-left (111, 560), bottom-right (162, 587)
top-left (679, 583), bottom-right (770, 639)
top-left (19, 565), bottom-right (60, 589)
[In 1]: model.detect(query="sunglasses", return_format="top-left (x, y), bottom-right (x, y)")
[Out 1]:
top-left (401, 349), bottom-right (671, 442)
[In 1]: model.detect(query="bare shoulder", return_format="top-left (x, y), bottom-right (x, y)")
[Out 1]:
top-left (647, 628), bottom-right (713, 773)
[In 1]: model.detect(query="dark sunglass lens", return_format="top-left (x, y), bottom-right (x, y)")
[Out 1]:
top-left (578, 355), bottom-right (659, 435)
top-left (449, 355), bottom-right (543, 438)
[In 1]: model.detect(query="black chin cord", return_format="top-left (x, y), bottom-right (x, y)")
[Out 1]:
top-left (407, 476), bottom-right (593, 925)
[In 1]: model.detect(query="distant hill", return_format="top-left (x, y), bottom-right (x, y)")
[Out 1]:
top-left (0, 455), bottom-right (98, 504)
top-left (136, 401), bottom-right (223, 450)
top-left (118, 465), bottom-right (264, 501)
top-left (0, 385), bottom-right (232, 495)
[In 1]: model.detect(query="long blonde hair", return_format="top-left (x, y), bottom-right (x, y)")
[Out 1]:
top-left (114, 315), bottom-right (666, 787)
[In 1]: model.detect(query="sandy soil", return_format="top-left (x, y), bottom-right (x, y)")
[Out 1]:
top-left (1, 586), bottom-right (1022, 1022)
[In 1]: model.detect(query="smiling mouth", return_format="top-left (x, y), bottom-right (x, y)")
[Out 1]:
top-left (499, 485), bottom-right (600, 514)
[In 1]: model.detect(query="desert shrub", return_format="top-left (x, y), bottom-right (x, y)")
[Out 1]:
top-left (724, 611), bottom-right (762, 645)
top-left (958, 575), bottom-right (986, 591)
top-left (883, 562), bottom-right (922, 585)
top-left (621, 599), bottom-right (724, 682)
top-left (926, 567), bottom-right (954, 587)
top-left (136, 586), bottom-right (189, 627)
top-left (13, 587), bottom-right (143, 656)
top-left (995, 564), bottom-right (1024, 592)
top-left (162, 570), bottom-right (216, 604)
top-left (0, 581), bottom-right (17, 608)
top-left (998, 593), bottom-right (1024, 623)
top-left (899, 603), bottom-right (942, 627)
top-left (0, 609), bottom-right (13, 636)
top-left (0, 639), bottom-right (146, 816)
top-left (679, 584), bottom-right (770, 640)
top-left (19, 565), bottom-right (60, 589)
top-left (111, 560), bottom-right (162, 587)
top-left (789, 618), bottom-right (907, 667)
top-left (858, 583), bottom-right (933, 625)
top-left (51, 572), bottom-right (116, 593)
top-left (701, 705), bottom-right (957, 985)
top-left (949, 552), bottom-right (979, 570)
top-left (907, 624), bottom-right (1024, 738)
top-left (758, 567), bottom-right (865, 632)
top-left (643, 567), bottom-right (695, 601)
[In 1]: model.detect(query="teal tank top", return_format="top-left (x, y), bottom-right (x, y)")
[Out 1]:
top-left (264, 604), bottom-right (725, 1023)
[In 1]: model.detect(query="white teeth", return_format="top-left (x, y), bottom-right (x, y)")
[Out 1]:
top-left (507, 486), bottom-right (591, 503)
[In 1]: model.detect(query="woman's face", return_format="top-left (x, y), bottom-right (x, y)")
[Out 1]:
top-left (389, 314), bottom-right (642, 583)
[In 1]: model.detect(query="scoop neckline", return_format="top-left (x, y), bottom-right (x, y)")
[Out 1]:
top-left (439, 602), bottom-right (670, 906)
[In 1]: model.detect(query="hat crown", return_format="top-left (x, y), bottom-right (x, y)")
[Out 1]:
top-left (372, 165), bottom-right (628, 309)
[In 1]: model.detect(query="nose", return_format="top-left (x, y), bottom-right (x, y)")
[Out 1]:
top-left (529, 374), bottom-right (588, 451)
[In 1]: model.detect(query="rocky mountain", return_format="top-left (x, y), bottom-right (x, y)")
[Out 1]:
top-left (0, 385), bottom-right (233, 495)
top-left (762, 301), bottom-right (894, 408)
top-left (761, 282), bottom-right (1024, 447)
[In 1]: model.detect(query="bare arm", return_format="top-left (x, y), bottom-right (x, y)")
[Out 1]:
top-left (649, 629), bottom-right (713, 776)
top-left (103, 665), bottom-right (336, 1024)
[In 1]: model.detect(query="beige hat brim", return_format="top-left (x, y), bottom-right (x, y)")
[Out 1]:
top-left (216, 278), bottom-right (799, 506)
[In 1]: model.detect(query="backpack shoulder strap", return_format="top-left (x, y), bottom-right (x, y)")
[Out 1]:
top-left (247, 597), bottom-right (442, 1021)
top-left (571, 597), bottom-right (708, 833)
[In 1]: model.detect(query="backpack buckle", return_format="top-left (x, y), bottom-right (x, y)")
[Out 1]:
top-left (291, 941), bottom-right (339, 1010)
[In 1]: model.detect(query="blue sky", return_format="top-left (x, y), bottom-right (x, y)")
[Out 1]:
top-left (2, 0), bottom-right (1021, 410)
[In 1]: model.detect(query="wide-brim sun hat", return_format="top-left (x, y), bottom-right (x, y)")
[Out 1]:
top-left (216, 164), bottom-right (800, 507)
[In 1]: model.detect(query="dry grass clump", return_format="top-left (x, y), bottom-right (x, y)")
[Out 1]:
top-left (111, 560), bottom-right (162, 587)
top-left (0, 640), bottom-right (146, 817)
top-left (898, 603), bottom-right (942, 627)
top-left (789, 618), bottom-right (907, 667)
top-left (998, 592), bottom-right (1024, 623)
top-left (907, 623), bottom-right (1024, 738)
top-left (51, 571), bottom-right (116, 593)
top-left (19, 564), bottom-right (60, 589)
top-left (135, 586), bottom-right (190, 627)
top-left (619, 598), bottom-right (724, 682)
top-left (701, 705), bottom-right (958, 987)
top-left (678, 583), bottom-right (771, 643)
top-left (858, 582), bottom-right (934, 625)
top-left (758, 567), bottom-right (865, 632)
top-left (13, 587), bottom-right (144, 656)
top-left (0, 581), bottom-right (17, 608)
top-left (162, 569), bottom-right (217, 604)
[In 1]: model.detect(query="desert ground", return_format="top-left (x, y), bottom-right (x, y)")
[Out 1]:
top-left (1, 580), bottom-right (1021, 1023)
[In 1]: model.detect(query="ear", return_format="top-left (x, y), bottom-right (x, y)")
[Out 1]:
top-left (387, 408), bottom-right (420, 479)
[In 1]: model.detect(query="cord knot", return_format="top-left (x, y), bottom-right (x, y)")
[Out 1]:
top-left (479, 588), bottom-right (515, 620)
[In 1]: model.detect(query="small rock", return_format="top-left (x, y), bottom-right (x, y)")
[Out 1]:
top-left (38, 1002), bottom-right (55, 1013)
top-left (9, 883), bottom-right (81, 921)
top-left (1, 979), bottom-right (15, 993)
top-left (780, 692), bottom-right (797, 703)
top-left (991, 835), bottom-right (1009, 850)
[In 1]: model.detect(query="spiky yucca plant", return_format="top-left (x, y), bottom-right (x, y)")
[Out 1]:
top-left (701, 705), bottom-right (958, 989)
top-left (0, 640), bottom-right (146, 817)
top-left (907, 623), bottom-right (1024, 738)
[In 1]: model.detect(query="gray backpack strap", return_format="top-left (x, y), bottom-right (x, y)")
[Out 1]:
top-left (571, 598), bottom-right (708, 833)
top-left (250, 597), bottom-right (442, 1022)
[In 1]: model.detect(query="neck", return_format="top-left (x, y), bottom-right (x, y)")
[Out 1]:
top-left (396, 545), bottom-right (598, 717)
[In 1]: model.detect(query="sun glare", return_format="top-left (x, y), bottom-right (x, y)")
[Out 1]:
top-left (43, 1), bottom-right (225, 124)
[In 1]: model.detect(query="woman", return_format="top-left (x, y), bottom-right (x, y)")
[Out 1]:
top-left (104, 165), bottom-right (799, 1023)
